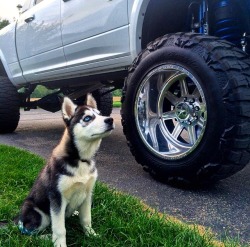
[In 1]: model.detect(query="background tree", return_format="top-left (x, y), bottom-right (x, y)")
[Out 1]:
top-left (0, 19), bottom-right (10, 30)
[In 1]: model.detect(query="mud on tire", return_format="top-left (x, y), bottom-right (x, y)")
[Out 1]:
top-left (0, 76), bottom-right (20, 133)
top-left (121, 32), bottom-right (250, 184)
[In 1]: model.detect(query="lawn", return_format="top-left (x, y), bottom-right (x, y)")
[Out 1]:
top-left (0, 145), bottom-right (244, 247)
top-left (113, 101), bottom-right (121, 108)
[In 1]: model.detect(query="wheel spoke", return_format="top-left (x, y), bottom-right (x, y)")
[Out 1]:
top-left (165, 91), bottom-right (179, 105)
top-left (162, 110), bottom-right (176, 120)
top-left (141, 80), bottom-right (150, 102)
top-left (180, 78), bottom-right (189, 97)
top-left (167, 71), bottom-right (186, 83)
top-left (197, 117), bottom-right (206, 128)
top-left (172, 122), bottom-right (184, 139)
top-left (187, 126), bottom-right (197, 145)
top-left (167, 142), bottom-right (178, 153)
top-left (139, 81), bottom-right (158, 117)
top-left (192, 87), bottom-right (200, 99)
top-left (157, 73), bottom-right (165, 91)
top-left (146, 118), bottom-right (160, 150)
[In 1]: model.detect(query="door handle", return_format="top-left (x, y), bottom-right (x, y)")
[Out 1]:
top-left (63, 0), bottom-right (71, 2)
top-left (24, 15), bottom-right (35, 23)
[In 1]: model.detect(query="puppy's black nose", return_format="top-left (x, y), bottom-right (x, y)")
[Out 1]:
top-left (104, 117), bottom-right (113, 125)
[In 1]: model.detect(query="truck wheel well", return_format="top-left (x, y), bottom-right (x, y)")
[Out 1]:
top-left (141, 0), bottom-right (190, 49)
top-left (0, 60), bottom-right (7, 77)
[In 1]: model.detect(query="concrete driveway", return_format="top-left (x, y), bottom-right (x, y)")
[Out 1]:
top-left (0, 108), bottom-right (249, 243)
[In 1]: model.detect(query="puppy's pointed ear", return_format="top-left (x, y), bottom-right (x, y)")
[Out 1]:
top-left (62, 97), bottom-right (77, 123)
top-left (85, 93), bottom-right (97, 109)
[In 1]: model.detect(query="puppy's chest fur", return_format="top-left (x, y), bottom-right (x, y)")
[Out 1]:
top-left (58, 160), bottom-right (97, 216)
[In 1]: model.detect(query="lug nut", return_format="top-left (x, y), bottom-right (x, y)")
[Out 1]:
top-left (195, 106), bottom-right (200, 111)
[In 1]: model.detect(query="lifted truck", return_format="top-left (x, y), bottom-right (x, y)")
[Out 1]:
top-left (1, 0), bottom-right (250, 185)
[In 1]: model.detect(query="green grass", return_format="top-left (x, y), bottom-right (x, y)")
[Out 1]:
top-left (0, 145), bottom-right (244, 247)
top-left (113, 101), bottom-right (121, 108)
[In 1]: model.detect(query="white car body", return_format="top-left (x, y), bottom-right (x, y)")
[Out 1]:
top-left (0, 0), bottom-right (150, 88)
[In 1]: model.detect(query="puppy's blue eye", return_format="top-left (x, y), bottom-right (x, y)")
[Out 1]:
top-left (83, 116), bottom-right (92, 122)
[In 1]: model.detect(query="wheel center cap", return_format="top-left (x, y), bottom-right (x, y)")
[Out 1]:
top-left (175, 102), bottom-right (190, 120)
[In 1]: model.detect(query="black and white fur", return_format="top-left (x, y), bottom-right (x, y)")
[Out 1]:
top-left (19, 94), bottom-right (114, 247)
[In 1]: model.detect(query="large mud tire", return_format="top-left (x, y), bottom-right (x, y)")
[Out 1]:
top-left (121, 33), bottom-right (250, 184)
top-left (93, 88), bottom-right (113, 116)
top-left (0, 77), bottom-right (20, 133)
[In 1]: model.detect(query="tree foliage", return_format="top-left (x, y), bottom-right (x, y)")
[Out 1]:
top-left (0, 19), bottom-right (10, 30)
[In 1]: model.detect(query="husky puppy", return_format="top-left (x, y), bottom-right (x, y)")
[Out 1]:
top-left (18, 94), bottom-right (114, 247)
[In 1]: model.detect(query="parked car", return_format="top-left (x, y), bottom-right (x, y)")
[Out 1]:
top-left (0, 0), bottom-right (250, 185)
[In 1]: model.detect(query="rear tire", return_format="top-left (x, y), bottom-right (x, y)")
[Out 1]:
top-left (93, 88), bottom-right (113, 116)
top-left (0, 77), bottom-right (20, 133)
top-left (121, 33), bottom-right (250, 184)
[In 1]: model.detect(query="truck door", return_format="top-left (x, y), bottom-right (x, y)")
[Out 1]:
top-left (61, 0), bottom-right (130, 75)
top-left (16, 0), bottom-right (66, 82)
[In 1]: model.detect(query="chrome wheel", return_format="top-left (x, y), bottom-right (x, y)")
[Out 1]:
top-left (135, 64), bottom-right (207, 160)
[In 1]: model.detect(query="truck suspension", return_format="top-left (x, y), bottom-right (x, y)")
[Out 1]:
top-left (211, 0), bottom-right (244, 46)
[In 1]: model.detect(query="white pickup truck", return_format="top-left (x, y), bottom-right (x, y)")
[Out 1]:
top-left (1, 0), bottom-right (250, 185)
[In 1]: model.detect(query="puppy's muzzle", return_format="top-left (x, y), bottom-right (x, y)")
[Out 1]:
top-left (105, 117), bottom-right (114, 131)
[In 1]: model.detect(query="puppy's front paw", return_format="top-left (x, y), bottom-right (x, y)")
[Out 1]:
top-left (53, 236), bottom-right (67, 247)
top-left (39, 233), bottom-right (52, 240)
top-left (54, 241), bottom-right (67, 247)
top-left (84, 226), bottom-right (99, 237)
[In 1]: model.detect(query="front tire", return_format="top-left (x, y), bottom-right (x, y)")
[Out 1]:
top-left (0, 76), bottom-right (20, 133)
top-left (122, 33), bottom-right (250, 184)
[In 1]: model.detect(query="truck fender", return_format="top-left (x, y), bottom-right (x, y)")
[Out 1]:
top-left (129, 0), bottom-right (150, 59)
top-left (0, 51), bottom-right (14, 83)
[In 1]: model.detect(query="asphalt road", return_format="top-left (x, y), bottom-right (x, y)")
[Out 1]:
top-left (0, 108), bottom-right (249, 244)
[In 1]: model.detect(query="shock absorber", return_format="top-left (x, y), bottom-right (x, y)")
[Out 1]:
top-left (212, 0), bottom-right (243, 45)
top-left (188, 0), bottom-right (209, 34)
top-left (199, 0), bottom-right (209, 34)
